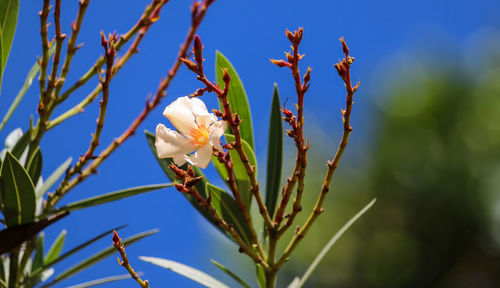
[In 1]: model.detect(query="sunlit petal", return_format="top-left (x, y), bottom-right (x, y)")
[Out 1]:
top-left (163, 96), bottom-right (197, 136)
top-left (209, 120), bottom-right (226, 152)
top-left (155, 124), bottom-right (197, 158)
top-left (186, 143), bottom-right (213, 169)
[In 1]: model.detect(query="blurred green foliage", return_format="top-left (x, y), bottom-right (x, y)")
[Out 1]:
top-left (278, 41), bottom-right (500, 287)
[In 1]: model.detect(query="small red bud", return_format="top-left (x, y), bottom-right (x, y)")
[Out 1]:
top-left (340, 37), bottom-right (349, 56)
top-left (222, 69), bottom-right (230, 84)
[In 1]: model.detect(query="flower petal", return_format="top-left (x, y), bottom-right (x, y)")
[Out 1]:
top-left (209, 120), bottom-right (226, 152)
top-left (155, 124), bottom-right (197, 158)
top-left (163, 97), bottom-right (198, 136)
top-left (172, 154), bottom-right (187, 166)
top-left (186, 143), bottom-right (213, 169)
top-left (196, 114), bottom-right (217, 128)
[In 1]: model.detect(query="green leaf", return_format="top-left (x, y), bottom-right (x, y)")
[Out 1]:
top-left (211, 259), bottom-right (251, 288)
top-left (27, 147), bottom-right (42, 185)
top-left (42, 229), bottom-right (158, 288)
top-left (44, 229), bottom-right (66, 265)
top-left (212, 134), bottom-right (257, 207)
top-left (28, 225), bottom-right (126, 282)
top-left (10, 128), bottom-right (30, 161)
top-left (0, 151), bottom-right (36, 226)
top-left (296, 199), bottom-right (377, 287)
top-left (206, 183), bottom-right (252, 245)
top-left (140, 256), bottom-right (230, 288)
top-left (32, 232), bottom-right (45, 272)
top-left (67, 274), bottom-right (135, 288)
top-left (215, 51), bottom-right (254, 149)
top-left (51, 183), bottom-right (172, 214)
top-left (0, 46), bottom-right (52, 132)
top-left (0, 211), bottom-right (68, 255)
top-left (36, 157), bottom-right (72, 198)
top-left (265, 83), bottom-right (283, 219)
top-left (256, 264), bottom-right (266, 288)
top-left (0, 0), bottom-right (19, 73)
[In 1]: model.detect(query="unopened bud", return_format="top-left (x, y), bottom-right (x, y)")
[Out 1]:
top-left (303, 67), bottom-right (311, 83)
top-left (270, 59), bottom-right (291, 68)
top-left (187, 166), bottom-right (195, 177)
top-left (340, 37), bottom-right (349, 56)
top-left (222, 69), bottom-right (230, 84)
top-left (194, 35), bottom-right (203, 65)
top-left (185, 175), bottom-right (203, 187)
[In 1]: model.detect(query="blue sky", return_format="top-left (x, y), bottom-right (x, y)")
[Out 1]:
top-left (2, 0), bottom-right (499, 287)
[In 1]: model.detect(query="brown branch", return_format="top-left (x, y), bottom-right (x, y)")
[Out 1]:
top-left (271, 28), bottom-right (310, 233)
top-left (113, 231), bottom-right (150, 288)
top-left (52, 0), bottom-right (91, 100)
top-left (47, 0), bottom-right (215, 210)
top-left (275, 38), bottom-right (358, 270)
top-left (45, 0), bottom-right (66, 100)
top-left (59, 33), bottom-right (116, 192)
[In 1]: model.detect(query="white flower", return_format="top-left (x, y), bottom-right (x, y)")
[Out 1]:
top-left (155, 96), bottom-right (226, 169)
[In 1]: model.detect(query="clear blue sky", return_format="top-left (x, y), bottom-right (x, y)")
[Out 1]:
top-left (2, 0), bottom-right (499, 287)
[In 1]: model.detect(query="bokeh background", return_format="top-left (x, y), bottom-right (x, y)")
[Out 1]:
top-left (2, 0), bottom-right (500, 287)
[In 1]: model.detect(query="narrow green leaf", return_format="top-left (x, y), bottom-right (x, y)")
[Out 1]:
top-left (0, 151), bottom-right (36, 226)
top-left (32, 232), bottom-right (45, 272)
top-left (212, 134), bottom-right (257, 207)
top-left (0, 0), bottom-right (19, 73)
top-left (140, 256), bottom-right (230, 288)
top-left (27, 147), bottom-right (42, 185)
top-left (28, 225), bottom-right (126, 282)
top-left (42, 229), bottom-right (158, 288)
top-left (256, 264), bottom-right (266, 288)
top-left (211, 260), bottom-right (251, 288)
top-left (36, 157), bottom-right (72, 198)
top-left (206, 184), bottom-right (252, 245)
top-left (44, 229), bottom-right (66, 265)
top-left (297, 199), bottom-right (377, 287)
top-left (215, 51), bottom-right (254, 149)
top-left (51, 183), bottom-right (172, 214)
top-left (0, 211), bottom-right (68, 255)
top-left (0, 46), bottom-right (52, 131)
top-left (67, 274), bottom-right (136, 288)
top-left (265, 83), bottom-right (283, 219)
top-left (10, 128), bottom-right (30, 160)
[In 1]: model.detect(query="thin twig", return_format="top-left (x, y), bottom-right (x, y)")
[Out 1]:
top-left (38, 0), bottom-right (50, 104)
top-left (275, 38), bottom-right (358, 270)
top-left (112, 231), bottom-right (150, 288)
top-left (62, 33), bottom-right (116, 187)
top-left (45, 0), bottom-right (66, 100)
top-left (271, 28), bottom-right (310, 231)
top-left (52, 0), bottom-right (91, 99)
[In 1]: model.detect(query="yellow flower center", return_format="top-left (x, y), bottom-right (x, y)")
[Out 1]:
top-left (190, 125), bottom-right (210, 146)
